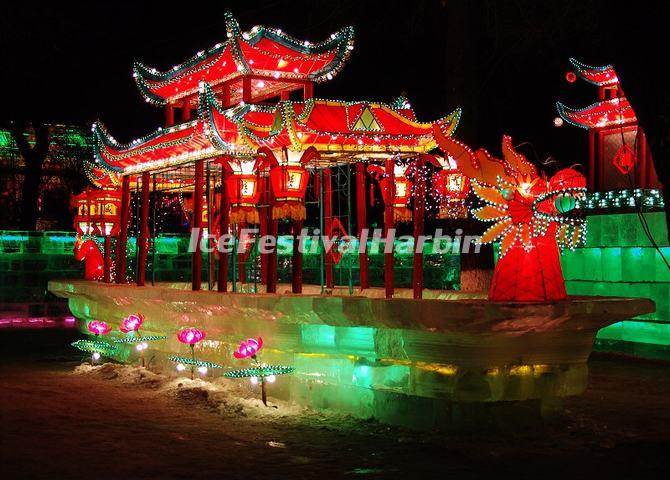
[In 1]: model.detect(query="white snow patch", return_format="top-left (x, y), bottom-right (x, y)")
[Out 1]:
top-left (73, 363), bottom-right (348, 425)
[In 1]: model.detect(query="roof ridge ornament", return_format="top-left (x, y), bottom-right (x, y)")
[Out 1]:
top-left (389, 95), bottom-right (411, 110)
top-left (224, 10), bottom-right (242, 39)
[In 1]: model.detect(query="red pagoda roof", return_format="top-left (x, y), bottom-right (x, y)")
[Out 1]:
top-left (133, 11), bottom-right (354, 106)
top-left (203, 86), bottom-right (461, 155)
top-left (84, 161), bottom-right (119, 188)
top-left (556, 97), bottom-right (637, 130)
top-left (88, 84), bottom-right (461, 185)
top-left (569, 58), bottom-right (618, 86)
top-left (91, 104), bottom-right (251, 182)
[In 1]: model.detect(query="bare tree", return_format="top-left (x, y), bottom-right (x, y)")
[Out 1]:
top-left (9, 121), bottom-right (50, 230)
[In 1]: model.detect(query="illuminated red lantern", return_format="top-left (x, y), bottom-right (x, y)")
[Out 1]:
top-left (391, 176), bottom-right (412, 222)
top-left (88, 188), bottom-right (122, 236)
top-left (72, 190), bottom-right (93, 236)
top-left (565, 71), bottom-right (577, 83)
top-left (217, 157), bottom-right (268, 225)
top-left (432, 156), bottom-right (470, 219)
top-left (72, 188), bottom-right (121, 237)
top-left (269, 165), bottom-right (309, 221)
top-left (368, 163), bottom-right (413, 223)
top-left (226, 173), bottom-right (262, 224)
top-left (256, 146), bottom-right (319, 222)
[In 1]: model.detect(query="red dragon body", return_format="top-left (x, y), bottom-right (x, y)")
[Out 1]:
top-left (74, 238), bottom-right (104, 281)
top-left (434, 127), bottom-right (587, 302)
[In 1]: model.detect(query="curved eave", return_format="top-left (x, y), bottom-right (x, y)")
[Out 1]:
top-left (233, 9), bottom-right (354, 83)
top-left (556, 99), bottom-right (636, 130)
top-left (133, 11), bottom-right (354, 105)
top-left (132, 43), bottom-right (233, 107)
top-left (433, 108), bottom-right (461, 138)
top-left (92, 122), bottom-right (125, 172)
top-left (569, 58), bottom-right (618, 86)
top-left (252, 25), bottom-right (355, 83)
top-left (93, 119), bottom-right (221, 175)
top-left (84, 161), bottom-right (120, 188)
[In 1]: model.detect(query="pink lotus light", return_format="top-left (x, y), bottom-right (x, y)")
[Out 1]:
top-left (120, 313), bottom-right (144, 334)
top-left (88, 320), bottom-right (112, 336)
top-left (177, 327), bottom-right (206, 345)
top-left (234, 337), bottom-right (263, 359)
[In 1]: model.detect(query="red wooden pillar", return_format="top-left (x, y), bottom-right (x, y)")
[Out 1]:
top-left (137, 171), bottom-right (150, 286)
top-left (103, 236), bottom-right (111, 283)
top-left (222, 83), bottom-right (231, 108)
top-left (355, 162), bottom-right (369, 289)
top-left (182, 100), bottom-right (191, 121)
top-left (259, 177), bottom-right (268, 283)
top-left (266, 178), bottom-right (278, 293)
top-left (604, 130), bottom-right (605, 192)
top-left (165, 104), bottom-right (174, 127)
top-left (412, 156), bottom-right (426, 299)
top-left (645, 132), bottom-right (656, 187)
top-left (242, 77), bottom-right (252, 104)
top-left (588, 130), bottom-right (596, 191)
top-left (303, 82), bottom-right (314, 100)
top-left (192, 160), bottom-right (204, 291)
top-left (384, 159), bottom-right (395, 299)
top-left (115, 176), bottom-right (131, 284)
top-left (323, 168), bottom-right (334, 288)
top-left (218, 167), bottom-right (230, 292)
top-left (292, 220), bottom-right (304, 293)
top-left (637, 129), bottom-right (648, 189)
top-left (237, 224), bottom-right (247, 284)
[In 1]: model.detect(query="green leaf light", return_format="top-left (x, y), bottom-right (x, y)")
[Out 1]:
top-left (223, 365), bottom-right (295, 379)
top-left (71, 339), bottom-right (117, 357)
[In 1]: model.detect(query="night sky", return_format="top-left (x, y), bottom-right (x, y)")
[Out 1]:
top-left (1, 0), bottom-right (666, 169)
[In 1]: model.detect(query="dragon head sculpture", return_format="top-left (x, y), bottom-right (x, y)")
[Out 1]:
top-left (434, 127), bottom-right (587, 302)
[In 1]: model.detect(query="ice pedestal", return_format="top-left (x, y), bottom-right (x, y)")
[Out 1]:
top-left (49, 280), bottom-right (654, 430)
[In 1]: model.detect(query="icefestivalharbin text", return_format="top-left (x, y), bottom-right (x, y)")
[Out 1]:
top-left (188, 227), bottom-right (483, 255)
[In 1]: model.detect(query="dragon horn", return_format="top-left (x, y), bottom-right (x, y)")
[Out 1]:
top-left (473, 148), bottom-right (514, 186)
top-left (501, 135), bottom-right (537, 177)
top-left (432, 124), bottom-right (481, 180)
top-left (433, 123), bottom-right (512, 186)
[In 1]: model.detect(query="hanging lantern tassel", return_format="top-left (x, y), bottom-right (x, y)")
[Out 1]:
top-left (272, 201), bottom-right (306, 221)
top-left (438, 201), bottom-right (468, 219)
top-left (230, 206), bottom-right (260, 225)
top-left (393, 206), bottom-right (413, 223)
top-left (391, 177), bottom-right (413, 223)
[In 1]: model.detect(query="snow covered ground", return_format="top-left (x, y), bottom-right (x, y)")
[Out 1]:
top-left (1, 328), bottom-right (669, 479)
